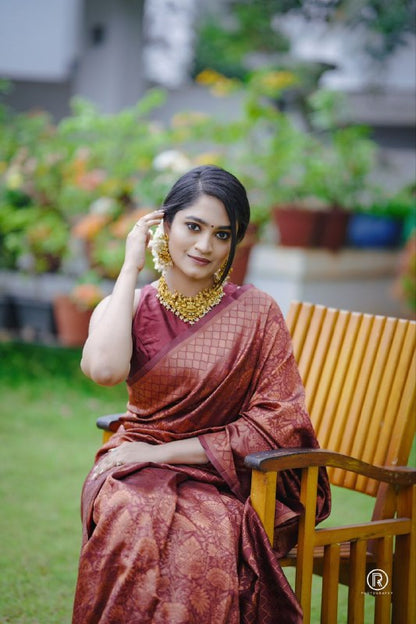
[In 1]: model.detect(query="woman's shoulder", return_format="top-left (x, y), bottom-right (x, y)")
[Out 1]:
top-left (228, 282), bottom-right (280, 310)
top-left (133, 283), bottom-right (158, 313)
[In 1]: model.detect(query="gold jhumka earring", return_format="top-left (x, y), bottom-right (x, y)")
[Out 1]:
top-left (150, 222), bottom-right (173, 273)
top-left (213, 259), bottom-right (230, 285)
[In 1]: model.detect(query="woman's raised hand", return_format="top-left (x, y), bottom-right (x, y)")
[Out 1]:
top-left (124, 209), bottom-right (164, 272)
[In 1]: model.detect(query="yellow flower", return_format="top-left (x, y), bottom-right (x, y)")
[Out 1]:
top-left (171, 111), bottom-right (209, 128)
top-left (195, 69), bottom-right (241, 97)
top-left (5, 166), bottom-right (23, 190)
top-left (253, 70), bottom-right (298, 96)
top-left (195, 69), bottom-right (225, 85)
top-left (210, 77), bottom-right (240, 97)
top-left (194, 152), bottom-right (222, 166)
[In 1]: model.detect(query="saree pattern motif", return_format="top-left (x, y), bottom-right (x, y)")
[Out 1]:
top-left (73, 284), bottom-right (330, 623)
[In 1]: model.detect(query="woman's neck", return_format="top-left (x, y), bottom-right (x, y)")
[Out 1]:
top-left (163, 268), bottom-right (214, 297)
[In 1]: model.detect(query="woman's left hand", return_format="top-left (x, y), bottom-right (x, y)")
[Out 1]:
top-left (91, 441), bottom-right (161, 479)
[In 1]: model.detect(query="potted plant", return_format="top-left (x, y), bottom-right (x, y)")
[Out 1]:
top-left (53, 273), bottom-right (105, 347)
top-left (347, 184), bottom-right (416, 249)
top-left (191, 69), bottom-right (380, 252)
top-left (278, 90), bottom-right (379, 251)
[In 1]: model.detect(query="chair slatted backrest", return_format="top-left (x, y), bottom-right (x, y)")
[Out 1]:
top-left (286, 301), bottom-right (416, 499)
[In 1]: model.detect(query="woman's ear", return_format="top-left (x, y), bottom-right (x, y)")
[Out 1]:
top-left (163, 220), bottom-right (171, 236)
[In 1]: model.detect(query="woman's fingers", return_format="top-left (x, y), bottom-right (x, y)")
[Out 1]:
top-left (90, 441), bottom-right (156, 479)
top-left (124, 209), bottom-right (164, 270)
top-left (132, 209), bottom-right (164, 233)
top-left (91, 453), bottom-right (123, 479)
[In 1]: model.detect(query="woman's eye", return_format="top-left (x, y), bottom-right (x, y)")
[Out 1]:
top-left (216, 231), bottom-right (230, 240)
top-left (186, 222), bottom-right (200, 232)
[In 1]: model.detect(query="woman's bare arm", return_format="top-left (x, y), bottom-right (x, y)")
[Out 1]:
top-left (80, 210), bottom-right (164, 386)
top-left (92, 438), bottom-right (209, 478)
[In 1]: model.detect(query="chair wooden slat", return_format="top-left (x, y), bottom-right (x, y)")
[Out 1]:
top-left (329, 313), bottom-right (377, 487)
top-left (373, 536), bottom-right (393, 624)
top-left (342, 316), bottom-right (394, 492)
top-left (321, 543), bottom-right (340, 624)
top-left (355, 319), bottom-right (407, 492)
top-left (391, 483), bottom-right (416, 623)
top-left (286, 301), bottom-right (314, 373)
top-left (324, 312), bottom-right (363, 454)
top-left (295, 466), bottom-right (319, 624)
top-left (308, 308), bottom-right (347, 443)
top-left (347, 540), bottom-right (367, 624)
top-left (293, 304), bottom-right (327, 392)
top-left (376, 321), bottom-right (416, 471)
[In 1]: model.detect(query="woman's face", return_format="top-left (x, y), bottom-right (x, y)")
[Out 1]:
top-left (165, 194), bottom-right (232, 291)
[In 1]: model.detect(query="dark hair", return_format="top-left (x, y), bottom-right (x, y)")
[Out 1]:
top-left (162, 165), bottom-right (250, 283)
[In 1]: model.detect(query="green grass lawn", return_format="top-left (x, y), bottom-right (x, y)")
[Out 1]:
top-left (0, 341), bottom-right (414, 623)
top-left (0, 341), bottom-right (126, 624)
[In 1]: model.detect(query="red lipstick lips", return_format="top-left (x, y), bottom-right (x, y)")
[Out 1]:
top-left (188, 254), bottom-right (210, 265)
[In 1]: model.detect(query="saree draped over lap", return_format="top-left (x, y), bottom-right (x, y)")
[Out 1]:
top-left (73, 283), bottom-right (330, 624)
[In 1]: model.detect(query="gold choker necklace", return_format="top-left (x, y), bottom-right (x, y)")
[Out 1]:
top-left (156, 275), bottom-right (225, 324)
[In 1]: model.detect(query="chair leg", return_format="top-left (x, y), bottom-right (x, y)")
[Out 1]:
top-left (321, 543), bottom-right (340, 624)
top-left (392, 484), bottom-right (416, 624)
top-left (295, 466), bottom-right (319, 624)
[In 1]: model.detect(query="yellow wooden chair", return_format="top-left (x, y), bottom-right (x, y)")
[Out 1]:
top-left (96, 301), bottom-right (416, 623)
top-left (246, 302), bottom-right (416, 624)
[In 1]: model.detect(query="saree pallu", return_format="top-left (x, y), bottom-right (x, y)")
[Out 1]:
top-left (73, 284), bottom-right (330, 624)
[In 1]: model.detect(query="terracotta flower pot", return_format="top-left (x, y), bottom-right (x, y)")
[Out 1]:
top-left (272, 205), bottom-right (322, 247)
top-left (231, 223), bottom-right (258, 284)
top-left (53, 295), bottom-right (92, 347)
top-left (272, 205), bottom-right (350, 251)
top-left (319, 207), bottom-right (351, 251)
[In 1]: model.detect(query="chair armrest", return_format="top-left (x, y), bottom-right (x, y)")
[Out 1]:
top-left (244, 448), bottom-right (416, 486)
top-left (96, 413), bottom-right (124, 432)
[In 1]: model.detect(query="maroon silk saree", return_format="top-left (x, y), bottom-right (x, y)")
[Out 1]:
top-left (73, 284), bottom-right (330, 623)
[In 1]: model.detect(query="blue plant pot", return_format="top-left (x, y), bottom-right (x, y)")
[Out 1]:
top-left (347, 214), bottom-right (404, 248)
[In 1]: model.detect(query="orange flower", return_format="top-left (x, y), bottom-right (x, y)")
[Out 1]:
top-left (72, 213), bottom-right (111, 240)
top-left (76, 168), bottom-right (107, 191)
top-left (110, 208), bottom-right (153, 238)
top-left (70, 283), bottom-right (104, 310)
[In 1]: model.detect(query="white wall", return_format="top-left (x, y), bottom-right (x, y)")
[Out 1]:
top-left (278, 14), bottom-right (416, 92)
top-left (73, 0), bottom-right (145, 113)
top-left (0, 0), bottom-right (82, 81)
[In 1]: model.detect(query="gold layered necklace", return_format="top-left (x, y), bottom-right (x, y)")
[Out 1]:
top-left (156, 275), bottom-right (225, 324)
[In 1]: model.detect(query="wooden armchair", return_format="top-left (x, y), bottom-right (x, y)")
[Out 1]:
top-left (96, 301), bottom-right (416, 623)
top-left (246, 302), bottom-right (416, 623)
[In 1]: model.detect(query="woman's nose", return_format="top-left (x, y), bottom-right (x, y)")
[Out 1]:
top-left (195, 232), bottom-right (213, 253)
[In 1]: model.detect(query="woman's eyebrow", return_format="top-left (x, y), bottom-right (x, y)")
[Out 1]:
top-left (185, 216), bottom-right (232, 230)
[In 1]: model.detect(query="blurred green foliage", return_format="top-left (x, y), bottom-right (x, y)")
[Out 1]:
top-left (193, 0), bottom-right (416, 80)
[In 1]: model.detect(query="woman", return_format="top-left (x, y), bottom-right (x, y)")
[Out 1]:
top-left (73, 165), bottom-right (330, 623)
